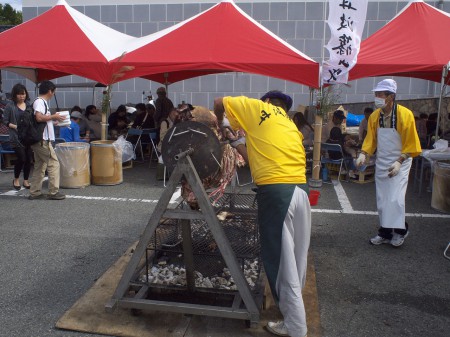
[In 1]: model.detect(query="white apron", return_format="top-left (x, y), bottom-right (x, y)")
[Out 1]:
top-left (375, 128), bottom-right (412, 229)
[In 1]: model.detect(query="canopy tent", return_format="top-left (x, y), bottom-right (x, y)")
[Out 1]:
top-left (348, 0), bottom-right (450, 83)
top-left (0, 0), bottom-right (142, 84)
top-left (115, 0), bottom-right (320, 88)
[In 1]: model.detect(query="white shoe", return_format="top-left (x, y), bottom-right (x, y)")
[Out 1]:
top-left (266, 321), bottom-right (290, 336)
top-left (391, 231), bottom-right (409, 247)
top-left (266, 321), bottom-right (307, 337)
top-left (369, 235), bottom-right (390, 245)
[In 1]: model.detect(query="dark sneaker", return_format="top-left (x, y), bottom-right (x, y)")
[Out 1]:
top-left (28, 194), bottom-right (47, 200)
top-left (47, 192), bottom-right (66, 200)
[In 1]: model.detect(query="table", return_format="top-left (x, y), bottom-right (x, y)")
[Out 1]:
top-left (414, 148), bottom-right (450, 195)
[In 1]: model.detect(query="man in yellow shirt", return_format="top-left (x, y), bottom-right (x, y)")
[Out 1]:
top-left (356, 79), bottom-right (421, 247)
top-left (214, 90), bottom-right (311, 337)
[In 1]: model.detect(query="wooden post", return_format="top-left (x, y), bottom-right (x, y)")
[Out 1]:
top-left (101, 109), bottom-right (107, 141)
top-left (101, 86), bottom-right (111, 141)
top-left (312, 114), bottom-right (323, 181)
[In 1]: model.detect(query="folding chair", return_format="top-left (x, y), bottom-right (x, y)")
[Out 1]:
top-left (141, 128), bottom-right (159, 168)
top-left (320, 142), bottom-right (352, 182)
top-left (126, 128), bottom-right (144, 162)
top-left (0, 134), bottom-right (15, 172)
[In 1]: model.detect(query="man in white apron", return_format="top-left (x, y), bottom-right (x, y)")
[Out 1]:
top-left (356, 79), bottom-right (422, 247)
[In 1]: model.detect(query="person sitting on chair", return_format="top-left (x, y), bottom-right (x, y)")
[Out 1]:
top-left (359, 107), bottom-right (374, 143)
top-left (85, 105), bottom-right (101, 140)
top-left (326, 127), bottom-right (357, 178)
top-left (326, 127), bottom-right (344, 160)
top-left (157, 108), bottom-right (180, 153)
top-left (132, 103), bottom-right (155, 129)
top-left (293, 111), bottom-right (314, 147)
top-left (70, 105), bottom-right (91, 141)
top-left (108, 105), bottom-right (129, 139)
top-left (59, 111), bottom-right (88, 143)
top-left (322, 109), bottom-right (346, 142)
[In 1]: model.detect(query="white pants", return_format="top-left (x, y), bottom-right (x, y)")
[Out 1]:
top-left (276, 187), bottom-right (311, 337)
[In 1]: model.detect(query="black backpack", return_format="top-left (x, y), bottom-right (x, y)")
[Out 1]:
top-left (17, 98), bottom-right (48, 146)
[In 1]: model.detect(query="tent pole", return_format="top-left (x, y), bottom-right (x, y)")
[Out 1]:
top-left (164, 73), bottom-right (169, 93)
top-left (311, 86), bottom-right (323, 185)
top-left (310, 0), bottom-right (328, 186)
top-left (435, 63), bottom-right (448, 142)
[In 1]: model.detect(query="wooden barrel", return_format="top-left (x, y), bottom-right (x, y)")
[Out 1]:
top-left (90, 140), bottom-right (123, 185)
top-left (431, 160), bottom-right (450, 213)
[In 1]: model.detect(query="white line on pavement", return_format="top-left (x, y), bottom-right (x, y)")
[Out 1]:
top-left (3, 185), bottom-right (450, 218)
top-left (311, 208), bottom-right (450, 218)
top-left (333, 180), bottom-right (353, 212)
top-left (313, 179), bottom-right (450, 218)
top-left (1, 187), bottom-right (182, 205)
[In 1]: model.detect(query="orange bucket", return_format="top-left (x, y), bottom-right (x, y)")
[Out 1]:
top-left (309, 190), bottom-right (320, 206)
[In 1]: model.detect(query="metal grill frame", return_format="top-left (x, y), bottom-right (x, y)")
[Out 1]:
top-left (106, 154), bottom-right (264, 327)
top-left (140, 194), bottom-right (261, 292)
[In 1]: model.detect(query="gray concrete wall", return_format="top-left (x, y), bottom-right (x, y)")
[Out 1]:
top-left (2, 1), bottom-right (448, 112)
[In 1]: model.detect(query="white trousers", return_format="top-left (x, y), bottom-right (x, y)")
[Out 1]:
top-left (276, 187), bottom-right (311, 337)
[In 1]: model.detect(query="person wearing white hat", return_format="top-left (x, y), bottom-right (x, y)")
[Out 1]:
top-left (356, 79), bottom-right (422, 247)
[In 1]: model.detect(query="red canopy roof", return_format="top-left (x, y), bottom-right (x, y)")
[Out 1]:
top-left (0, 0), bottom-right (136, 84)
top-left (117, 0), bottom-right (319, 88)
top-left (349, 0), bottom-right (450, 83)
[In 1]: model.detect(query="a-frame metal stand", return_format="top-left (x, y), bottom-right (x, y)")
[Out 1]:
top-left (106, 150), bottom-right (261, 325)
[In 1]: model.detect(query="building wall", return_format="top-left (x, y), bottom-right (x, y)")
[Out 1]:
top-left (3, 1), bottom-right (448, 112)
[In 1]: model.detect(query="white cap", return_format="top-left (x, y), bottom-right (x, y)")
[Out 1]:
top-left (126, 106), bottom-right (136, 114)
top-left (372, 79), bottom-right (397, 93)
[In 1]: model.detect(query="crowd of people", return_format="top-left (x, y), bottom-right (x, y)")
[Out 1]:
top-left (0, 78), bottom-right (435, 337)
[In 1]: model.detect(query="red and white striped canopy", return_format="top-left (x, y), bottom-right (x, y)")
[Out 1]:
top-left (0, 0), bottom-right (319, 87)
top-left (115, 0), bottom-right (320, 88)
top-left (349, 0), bottom-right (450, 83)
top-left (0, 0), bottom-right (139, 83)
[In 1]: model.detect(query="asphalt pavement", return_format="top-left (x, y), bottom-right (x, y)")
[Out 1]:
top-left (0, 160), bottom-right (449, 337)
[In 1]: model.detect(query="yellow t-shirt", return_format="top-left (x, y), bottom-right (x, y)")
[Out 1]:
top-left (362, 104), bottom-right (422, 158)
top-left (223, 96), bottom-right (306, 185)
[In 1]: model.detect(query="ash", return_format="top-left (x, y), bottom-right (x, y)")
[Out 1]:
top-left (141, 258), bottom-right (260, 290)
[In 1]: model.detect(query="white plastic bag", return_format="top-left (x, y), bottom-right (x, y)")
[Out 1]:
top-left (113, 135), bottom-right (136, 162)
top-left (433, 139), bottom-right (449, 152)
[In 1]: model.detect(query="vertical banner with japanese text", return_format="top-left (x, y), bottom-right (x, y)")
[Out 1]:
top-left (322, 0), bottom-right (368, 85)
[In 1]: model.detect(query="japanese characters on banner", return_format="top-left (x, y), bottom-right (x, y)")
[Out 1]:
top-left (323, 0), bottom-right (368, 85)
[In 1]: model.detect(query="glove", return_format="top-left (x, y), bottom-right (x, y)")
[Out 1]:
top-left (388, 161), bottom-right (402, 178)
top-left (230, 136), bottom-right (246, 148)
top-left (355, 152), bottom-right (366, 168)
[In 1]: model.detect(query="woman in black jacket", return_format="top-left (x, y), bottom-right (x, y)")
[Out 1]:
top-left (3, 83), bottom-right (33, 190)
